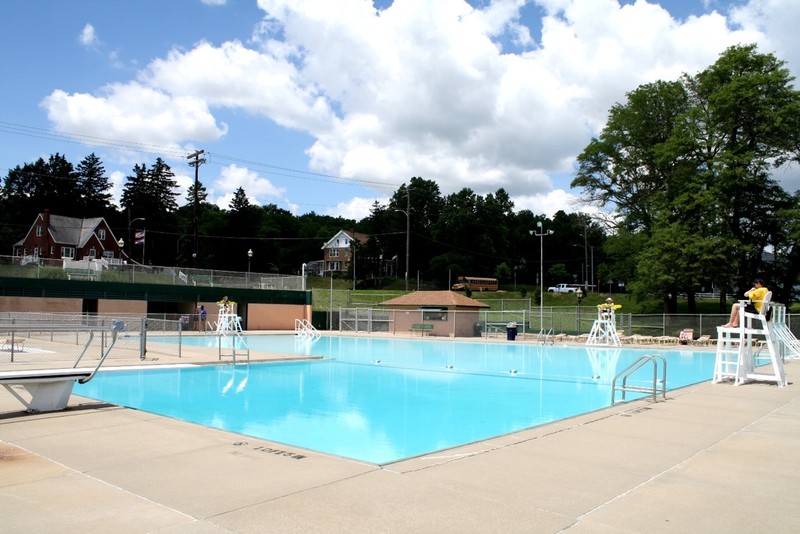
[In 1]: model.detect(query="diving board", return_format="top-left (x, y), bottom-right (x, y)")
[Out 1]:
top-left (0, 325), bottom-right (119, 412)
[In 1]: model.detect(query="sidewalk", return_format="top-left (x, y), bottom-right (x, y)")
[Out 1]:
top-left (1, 342), bottom-right (798, 533)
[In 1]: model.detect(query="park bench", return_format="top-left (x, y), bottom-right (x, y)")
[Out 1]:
top-left (410, 323), bottom-right (434, 336)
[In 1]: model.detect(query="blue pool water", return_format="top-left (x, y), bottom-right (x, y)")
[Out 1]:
top-left (75, 335), bottom-right (716, 464)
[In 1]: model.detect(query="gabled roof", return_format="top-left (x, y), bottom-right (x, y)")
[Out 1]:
top-left (321, 229), bottom-right (369, 250)
top-left (380, 291), bottom-right (490, 308)
top-left (14, 213), bottom-right (109, 248)
top-left (48, 214), bottom-right (106, 247)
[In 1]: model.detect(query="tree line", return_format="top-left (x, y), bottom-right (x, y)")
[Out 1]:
top-left (1, 44), bottom-right (798, 311)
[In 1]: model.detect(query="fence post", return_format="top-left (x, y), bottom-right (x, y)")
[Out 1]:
top-left (140, 318), bottom-right (148, 360)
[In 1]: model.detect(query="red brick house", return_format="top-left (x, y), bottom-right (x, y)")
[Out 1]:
top-left (321, 229), bottom-right (368, 276)
top-left (13, 210), bottom-right (125, 263)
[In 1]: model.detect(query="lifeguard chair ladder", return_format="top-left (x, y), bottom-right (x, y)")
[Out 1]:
top-left (714, 292), bottom-right (786, 387)
top-left (586, 306), bottom-right (621, 346)
top-left (216, 301), bottom-right (249, 363)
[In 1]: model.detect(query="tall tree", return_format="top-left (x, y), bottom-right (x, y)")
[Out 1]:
top-left (75, 153), bottom-right (114, 214)
top-left (572, 44), bottom-right (800, 307)
top-left (120, 158), bottom-right (179, 265)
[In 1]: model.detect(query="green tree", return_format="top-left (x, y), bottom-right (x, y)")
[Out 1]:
top-left (120, 158), bottom-right (179, 265)
top-left (75, 153), bottom-right (114, 215)
top-left (572, 44), bottom-right (800, 307)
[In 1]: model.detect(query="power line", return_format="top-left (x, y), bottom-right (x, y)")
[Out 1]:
top-left (0, 120), bottom-right (403, 190)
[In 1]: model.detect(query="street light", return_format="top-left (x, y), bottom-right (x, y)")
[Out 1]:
top-left (530, 221), bottom-right (553, 333)
top-left (117, 239), bottom-right (125, 262)
top-left (395, 206), bottom-right (410, 291)
top-left (247, 249), bottom-right (253, 286)
top-left (576, 287), bottom-right (584, 333)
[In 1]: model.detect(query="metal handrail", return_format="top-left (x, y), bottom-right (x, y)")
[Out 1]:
top-left (0, 324), bottom-right (119, 384)
top-left (612, 353), bottom-right (667, 404)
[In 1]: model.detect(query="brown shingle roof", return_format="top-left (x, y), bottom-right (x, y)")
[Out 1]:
top-left (380, 291), bottom-right (490, 308)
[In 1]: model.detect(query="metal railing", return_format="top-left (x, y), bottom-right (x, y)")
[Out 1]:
top-left (0, 254), bottom-right (305, 290)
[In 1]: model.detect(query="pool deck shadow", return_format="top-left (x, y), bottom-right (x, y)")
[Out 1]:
top-left (1, 334), bottom-right (798, 533)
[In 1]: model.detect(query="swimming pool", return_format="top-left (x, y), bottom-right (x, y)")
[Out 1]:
top-left (75, 335), bottom-right (716, 464)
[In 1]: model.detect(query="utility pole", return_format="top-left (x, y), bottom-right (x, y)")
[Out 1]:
top-left (187, 150), bottom-right (205, 268)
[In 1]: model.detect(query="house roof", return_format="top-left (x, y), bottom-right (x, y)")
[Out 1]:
top-left (48, 214), bottom-right (106, 247)
top-left (14, 213), bottom-right (109, 248)
top-left (321, 229), bottom-right (369, 250)
top-left (380, 291), bottom-right (490, 308)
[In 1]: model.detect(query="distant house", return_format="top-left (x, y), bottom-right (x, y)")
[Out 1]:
top-left (13, 210), bottom-right (125, 264)
top-left (320, 230), bottom-right (368, 276)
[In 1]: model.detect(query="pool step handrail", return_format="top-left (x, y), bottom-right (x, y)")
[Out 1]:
top-left (295, 319), bottom-right (320, 339)
top-left (218, 328), bottom-right (250, 364)
top-left (611, 353), bottom-right (667, 404)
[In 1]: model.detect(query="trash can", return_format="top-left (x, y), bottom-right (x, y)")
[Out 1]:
top-left (474, 322), bottom-right (482, 337)
top-left (506, 321), bottom-right (518, 341)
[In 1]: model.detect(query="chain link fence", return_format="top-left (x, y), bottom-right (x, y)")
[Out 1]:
top-left (0, 312), bottom-right (191, 363)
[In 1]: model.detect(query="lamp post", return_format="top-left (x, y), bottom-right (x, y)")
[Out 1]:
top-left (530, 221), bottom-right (553, 333)
top-left (576, 287), bottom-right (584, 333)
top-left (247, 249), bottom-right (253, 286)
top-left (117, 239), bottom-right (125, 262)
top-left (396, 206), bottom-right (410, 291)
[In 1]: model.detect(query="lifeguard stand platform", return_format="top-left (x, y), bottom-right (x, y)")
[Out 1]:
top-left (586, 304), bottom-right (621, 346)
top-left (216, 301), bottom-right (242, 334)
top-left (714, 292), bottom-right (787, 387)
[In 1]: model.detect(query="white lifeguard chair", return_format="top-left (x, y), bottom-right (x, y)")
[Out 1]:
top-left (586, 303), bottom-right (621, 346)
top-left (216, 300), bottom-right (242, 334)
top-left (714, 291), bottom-right (786, 387)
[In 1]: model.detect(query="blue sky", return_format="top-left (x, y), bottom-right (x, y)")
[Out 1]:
top-left (1, 0), bottom-right (798, 220)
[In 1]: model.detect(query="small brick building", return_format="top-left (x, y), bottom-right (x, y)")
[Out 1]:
top-left (381, 291), bottom-right (490, 337)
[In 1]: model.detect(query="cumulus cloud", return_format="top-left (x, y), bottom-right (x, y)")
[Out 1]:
top-left (40, 84), bottom-right (227, 152)
top-left (209, 164), bottom-right (285, 208)
top-left (78, 23), bottom-right (99, 48)
top-left (43, 0), bottom-right (795, 218)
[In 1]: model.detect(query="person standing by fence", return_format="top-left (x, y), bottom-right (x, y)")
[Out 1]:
top-left (198, 305), bottom-right (207, 332)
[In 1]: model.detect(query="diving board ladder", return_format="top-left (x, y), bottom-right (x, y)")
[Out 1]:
top-left (295, 318), bottom-right (320, 339)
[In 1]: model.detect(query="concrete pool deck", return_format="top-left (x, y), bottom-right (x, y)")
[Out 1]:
top-left (1, 333), bottom-right (798, 533)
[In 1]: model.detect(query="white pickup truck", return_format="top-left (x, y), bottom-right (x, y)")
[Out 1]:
top-left (547, 283), bottom-right (580, 293)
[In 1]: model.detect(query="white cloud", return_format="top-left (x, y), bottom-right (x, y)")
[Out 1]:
top-left (78, 23), bottom-right (99, 48)
top-left (45, 0), bottom-right (798, 217)
top-left (201, 0), bottom-right (227, 5)
top-left (40, 84), bottom-right (227, 153)
top-left (209, 164), bottom-right (285, 208)
top-left (324, 195), bottom-right (389, 221)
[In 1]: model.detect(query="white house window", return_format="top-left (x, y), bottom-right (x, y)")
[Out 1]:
top-left (98, 229), bottom-right (106, 240)
top-left (36, 226), bottom-right (43, 237)
top-left (102, 251), bottom-right (114, 260)
top-left (330, 249), bottom-right (339, 257)
top-left (61, 247), bottom-right (75, 258)
top-left (328, 261), bottom-right (341, 271)
top-left (87, 248), bottom-right (97, 258)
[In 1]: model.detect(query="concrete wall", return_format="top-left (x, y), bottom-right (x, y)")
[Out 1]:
top-left (246, 303), bottom-right (311, 330)
top-left (98, 300), bottom-right (148, 315)
top-left (0, 296), bottom-right (83, 313)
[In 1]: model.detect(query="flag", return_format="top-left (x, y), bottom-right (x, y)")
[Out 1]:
top-left (135, 230), bottom-right (145, 245)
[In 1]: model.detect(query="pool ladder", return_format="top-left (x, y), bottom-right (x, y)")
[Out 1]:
top-left (611, 354), bottom-right (667, 404)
